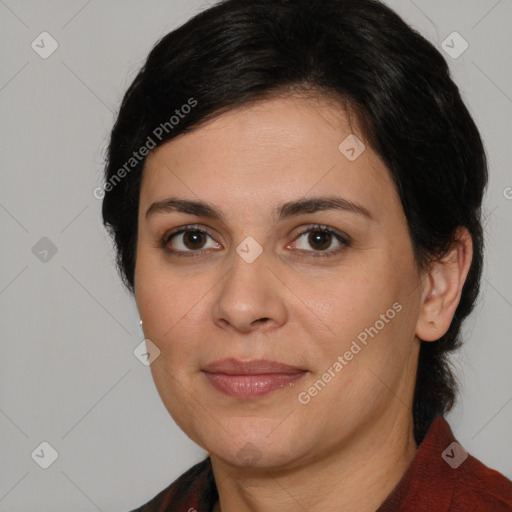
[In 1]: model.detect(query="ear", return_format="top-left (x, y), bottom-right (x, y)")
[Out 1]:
top-left (415, 227), bottom-right (473, 342)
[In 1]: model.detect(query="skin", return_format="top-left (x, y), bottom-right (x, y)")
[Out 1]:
top-left (134, 93), bottom-right (473, 512)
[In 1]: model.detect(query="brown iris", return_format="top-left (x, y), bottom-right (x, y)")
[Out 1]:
top-left (308, 230), bottom-right (332, 251)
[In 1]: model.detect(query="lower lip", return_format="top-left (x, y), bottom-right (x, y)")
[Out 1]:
top-left (202, 371), bottom-right (306, 398)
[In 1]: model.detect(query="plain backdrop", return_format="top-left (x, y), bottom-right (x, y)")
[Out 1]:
top-left (1, 1), bottom-right (511, 510)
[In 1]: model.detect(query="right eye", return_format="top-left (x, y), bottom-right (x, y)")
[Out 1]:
top-left (161, 225), bottom-right (222, 256)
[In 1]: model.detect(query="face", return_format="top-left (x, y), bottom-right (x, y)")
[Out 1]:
top-left (134, 94), bottom-right (425, 470)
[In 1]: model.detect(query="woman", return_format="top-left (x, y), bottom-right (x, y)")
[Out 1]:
top-left (101, 0), bottom-right (512, 510)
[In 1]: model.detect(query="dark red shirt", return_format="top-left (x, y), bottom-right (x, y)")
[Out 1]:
top-left (130, 416), bottom-right (512, 511)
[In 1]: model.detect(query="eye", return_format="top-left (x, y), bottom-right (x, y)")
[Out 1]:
top-left (161, 225), bottom-right (221, 256)
top-left (289, 225), bottom-right (350, 257)
top-left (160, 224), bottom-right (350, 258)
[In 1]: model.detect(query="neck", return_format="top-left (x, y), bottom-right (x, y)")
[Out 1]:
top-left (210, 411), bottom-right (418, 512)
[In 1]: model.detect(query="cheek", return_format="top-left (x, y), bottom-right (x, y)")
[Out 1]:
top-left (296, 268), bottom-right (390, 338)
top-left (135, 264), bottom-right (209, 367)
top-left (298, 264), bottom-right (411, 376)
top-left (135, 247), bottom-right (176, 320)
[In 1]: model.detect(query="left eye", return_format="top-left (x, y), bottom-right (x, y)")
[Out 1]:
top-left (290, 227), bottom-right (349, 255)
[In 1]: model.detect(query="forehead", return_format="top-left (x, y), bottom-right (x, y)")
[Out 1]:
top-left (140, 94), bottom-right (397, 220)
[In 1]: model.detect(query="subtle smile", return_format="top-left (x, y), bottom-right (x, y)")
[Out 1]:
top-left (201, 358), bottom-right (307, 399)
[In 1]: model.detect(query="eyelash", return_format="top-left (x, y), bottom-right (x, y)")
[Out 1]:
top-left (160, 224), bottom-right (351, 259)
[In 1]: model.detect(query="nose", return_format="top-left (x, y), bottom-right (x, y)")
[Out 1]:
top-left (212, 246), bottom-right (288, 333)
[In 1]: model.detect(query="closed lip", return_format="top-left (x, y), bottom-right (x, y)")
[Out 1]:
top-left (201, 358), bottom-right (305, 375)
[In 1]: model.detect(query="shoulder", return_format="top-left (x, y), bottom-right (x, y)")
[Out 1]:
top-left (378, 416), bottom-right (512, 512)
top-left (434, 417), bottom-right (512, 510)
top-left (449, 449), bottom-right (512, 511)
top-left (128, 457), bottom-right (217, 512)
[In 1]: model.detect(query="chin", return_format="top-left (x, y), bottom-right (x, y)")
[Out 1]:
top-left (198, 422), bottom-right (308, 470)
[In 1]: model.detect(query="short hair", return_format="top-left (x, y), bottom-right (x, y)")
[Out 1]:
top-left (101, 0), bottom-right (488, 444)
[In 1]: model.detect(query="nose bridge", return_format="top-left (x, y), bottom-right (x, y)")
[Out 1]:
top-left (223, 239), bottom-right (269, 302)
top-left (213, 237), bottom-right (286, 330)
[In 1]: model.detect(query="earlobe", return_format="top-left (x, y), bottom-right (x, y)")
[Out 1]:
top-left (415, 227), bottom-right (473, 342)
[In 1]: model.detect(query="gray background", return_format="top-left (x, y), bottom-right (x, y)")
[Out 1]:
top-left (1, 0), bottom-right (511, 510)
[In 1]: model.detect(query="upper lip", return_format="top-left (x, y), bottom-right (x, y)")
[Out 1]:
top-left (202, 358), bottom-right (305, 375)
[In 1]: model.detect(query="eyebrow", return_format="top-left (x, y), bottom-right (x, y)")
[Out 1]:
top-left (145, 196), bottom-right (375, 222)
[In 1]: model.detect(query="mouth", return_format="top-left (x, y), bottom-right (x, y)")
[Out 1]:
top-left (201, 358), bottom-right (307, 399)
